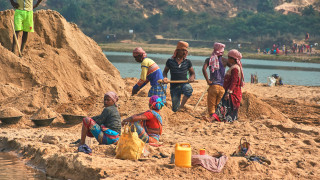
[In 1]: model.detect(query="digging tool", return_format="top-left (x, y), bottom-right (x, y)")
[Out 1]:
top-left (10, 19), bottom-right (22, 57)
top-left (157, 80), bottom-right (198, 84)
top-left (193, 85), bottom-right (209, 111)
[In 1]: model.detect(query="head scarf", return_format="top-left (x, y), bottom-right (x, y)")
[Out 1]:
top-left (172, 41), bottom-right (189, 59)
top-left (149, 95), bottom-right (164, 111)
top-left (104, 91), bottom-right (119, 107)
top-left (209, 42), bottom-right (225, 72)
top-left (133, 47), bottom-right (147, 59)
top-left (228, 49), bottom-right (244, 87)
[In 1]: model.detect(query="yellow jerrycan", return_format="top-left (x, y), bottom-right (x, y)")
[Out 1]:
top-left (175, 143), bottom-right (192, 168)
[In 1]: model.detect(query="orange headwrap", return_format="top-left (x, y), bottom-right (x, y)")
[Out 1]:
top-left (176, 41), bottom-right (189, 50)
top-left (172, 41), bottom-right (189, 59)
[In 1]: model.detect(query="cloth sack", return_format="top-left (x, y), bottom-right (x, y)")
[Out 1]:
top-left (116, 124), bottom-right (145, 160)
top-left (192, 154), bottom-right (228, 173)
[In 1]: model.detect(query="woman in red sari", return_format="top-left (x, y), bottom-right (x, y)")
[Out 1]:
top-left (209, 49), bottom-right (244, 123)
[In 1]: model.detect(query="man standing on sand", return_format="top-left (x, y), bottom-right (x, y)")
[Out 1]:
top-left (132, 47), bottom-right (167, 103)
top-left (202, 42), bottom-right (227, 118)
top-left (163, 41), bottom-right (195, 112)
top-left (10, 0), bottom-right (43, 56)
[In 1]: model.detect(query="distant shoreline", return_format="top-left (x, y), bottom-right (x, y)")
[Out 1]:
top-left (99, 42), bottom-right (320, 64)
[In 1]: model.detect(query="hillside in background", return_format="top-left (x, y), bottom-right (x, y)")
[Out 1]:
top-left (1, 0), bottom-right (319, 50)
top-left (123, 0), bottom-right (320, 17)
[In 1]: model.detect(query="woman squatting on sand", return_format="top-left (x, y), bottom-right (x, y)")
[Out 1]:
top-left (121, 95), bottom-right (164, 143)
top-left (79, 92), bottom-right (121, 153)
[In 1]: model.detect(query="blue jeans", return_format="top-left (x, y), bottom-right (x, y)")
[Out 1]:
top-left (170, 83), bottom-right (193, 112)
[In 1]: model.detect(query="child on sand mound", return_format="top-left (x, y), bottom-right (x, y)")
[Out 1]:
top-left (79, 92), bottom-right (121, 149)
top-left (121, 95), bottom-right (164, 143)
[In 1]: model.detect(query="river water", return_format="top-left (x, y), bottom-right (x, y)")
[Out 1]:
top-left (104, 51), bottom-right (320, 86)
top-left (0, 152), bottom-right (46, 180)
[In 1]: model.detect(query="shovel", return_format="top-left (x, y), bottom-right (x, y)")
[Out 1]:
top-left (10, 19), bottom-right (22, 57)
top-left (158, 80), bottom-right (199, 84)
top-left (193, 86), bottom-right (209, 111)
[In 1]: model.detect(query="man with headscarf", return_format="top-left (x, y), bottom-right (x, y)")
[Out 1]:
top-left (208, 49), bottom-right (244, 123)
top-left (202, 42), bottom-right (227, 118)
top-left (132, 47), bottom-right (167, 103)
top-left (163, 41), bottom-right (195, 112)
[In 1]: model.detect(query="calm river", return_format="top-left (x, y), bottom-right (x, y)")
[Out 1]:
top-left (104, 51), bottom-right (320, 86)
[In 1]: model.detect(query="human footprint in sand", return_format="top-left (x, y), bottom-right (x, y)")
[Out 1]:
top-left (205, 49), bottom-right (244, 123)
top-left (79, 92), bottom-right (121, 150)
top-left (121, 95), bottom-right (164, 143)
top-left (163, 41), bottom-right (195, 112)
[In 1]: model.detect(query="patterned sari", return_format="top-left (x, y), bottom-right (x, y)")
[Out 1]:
top-left (131, 110), bottom-right (163, 143)
top-left (83, 118), bottom-right (119, 145)
top-left (212, 64), bottom-right (242, 123)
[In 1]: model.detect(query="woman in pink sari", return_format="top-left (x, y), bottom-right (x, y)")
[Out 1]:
top-left (209, 49), bottom-right (244, 123)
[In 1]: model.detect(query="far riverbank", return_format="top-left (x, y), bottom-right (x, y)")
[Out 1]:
top-left (99, 42), bottom-right (320, 64)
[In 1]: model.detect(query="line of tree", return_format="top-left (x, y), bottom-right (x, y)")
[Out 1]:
top-left (1, 0), bottom-right (319, 48)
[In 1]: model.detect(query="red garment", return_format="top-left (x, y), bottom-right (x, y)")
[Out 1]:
top-left (223, 65), bottom-right (242, 109)
top-left (143, 111), bottom-right (161, 132)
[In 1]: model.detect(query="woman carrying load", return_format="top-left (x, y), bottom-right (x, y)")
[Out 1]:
top-left (121, 95), bottom-right (164, 143)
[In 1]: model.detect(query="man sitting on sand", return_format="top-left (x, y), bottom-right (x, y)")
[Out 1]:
top-left (10, 0), bottom-right (43, 56)
top-left (132, 47), bottom-right (167, 103)
top-left (163, 41), bottom-right (195, 112)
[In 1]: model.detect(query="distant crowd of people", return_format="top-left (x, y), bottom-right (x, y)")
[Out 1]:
top-left (258, 42), bottom-right (317, 56)
top-left (257, 33), bottom-right (317, 56)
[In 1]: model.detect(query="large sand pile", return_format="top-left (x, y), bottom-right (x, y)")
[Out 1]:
top-left (0, 10), bottom-right (125, 116)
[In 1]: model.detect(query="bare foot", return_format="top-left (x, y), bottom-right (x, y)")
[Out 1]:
top-left (176, 106), bottom-right (186, 112)
top-left (202, 116), bottom-right (213, 123)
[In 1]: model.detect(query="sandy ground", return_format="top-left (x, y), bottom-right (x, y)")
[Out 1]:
top-left (0, 10), bottom-right (320, 180)
top-left (0, 80), bottom-right (319, 180)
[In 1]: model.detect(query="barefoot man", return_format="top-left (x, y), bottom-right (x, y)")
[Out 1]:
top-left (10, 0), bottom-right (43, 56)
top-left (163, 41), bottom-right (195, 112)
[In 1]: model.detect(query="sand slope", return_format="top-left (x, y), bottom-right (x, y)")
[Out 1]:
top-left (0, 10), bottom-right (125, 118)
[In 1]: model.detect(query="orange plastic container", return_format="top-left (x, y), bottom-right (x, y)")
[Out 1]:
top-left (199, 149), bottom-right (205, 155)
top-left (175, 143), bottom-right (192, 168)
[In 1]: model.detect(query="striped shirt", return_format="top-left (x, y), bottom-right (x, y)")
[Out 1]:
top-left (165, 58), bottom-right (192, 80)
top-left (17, 0), bottom-right (34, 11)
top-left (136, 58), bottom-right (163, 87)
